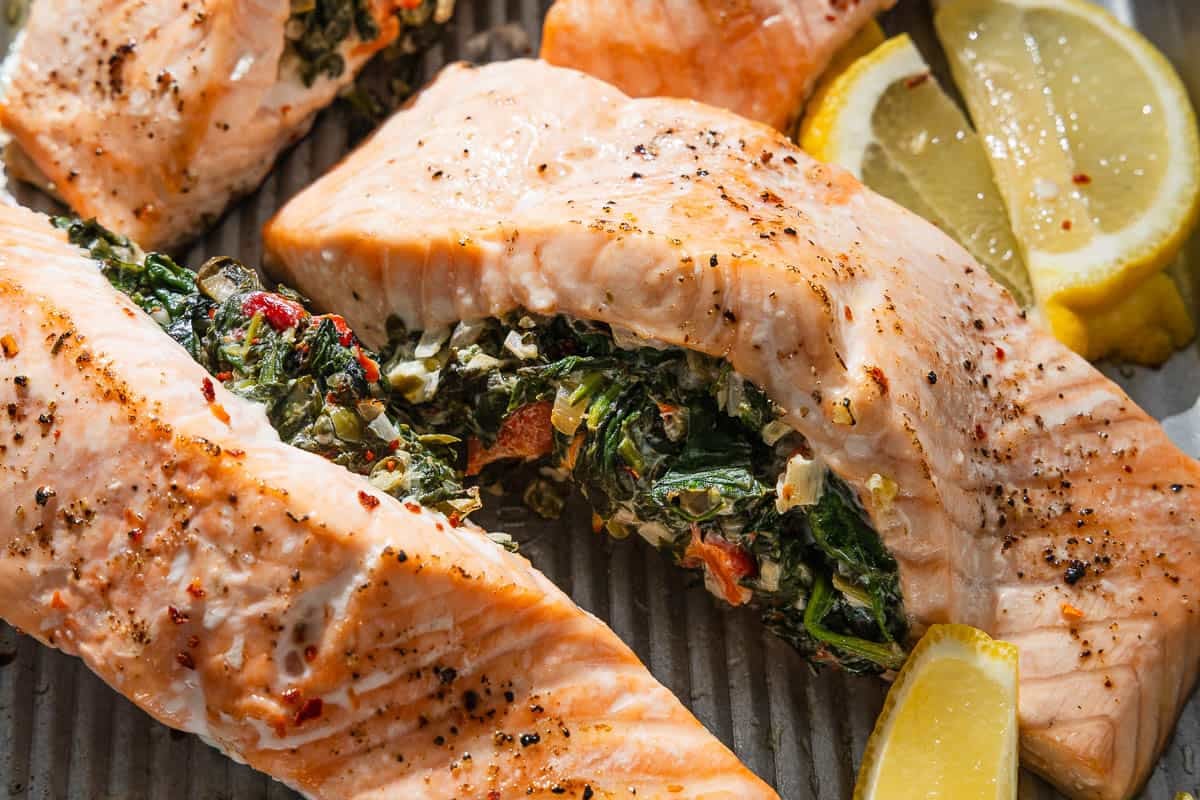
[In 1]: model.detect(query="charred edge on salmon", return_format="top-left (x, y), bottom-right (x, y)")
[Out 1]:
top-left (60, 216), bottom-right (907, 674)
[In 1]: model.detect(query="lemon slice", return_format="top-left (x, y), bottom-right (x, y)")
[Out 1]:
top-left (853, 624), bottom-right (1019, 800)
top-left (800, 35), bottom-right (1033, 306)
top-left (935, 0), bottom-right (1200, 334)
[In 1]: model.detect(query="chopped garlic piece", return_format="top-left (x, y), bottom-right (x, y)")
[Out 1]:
top-left (776, 454), bottom-right (825, 513)
top-left (637, 521), bottom-right (674, 548)
top-left (449, 318), bottom-right (486, 349)
top-left (551, 383), bottom-right (588, 435)
top-left (386, 360), bottom-right (440, 403)
top-left (503, 329), bottom-right (538, 360)
top-left (867, 473), bottom-right (899, 510)
top-left (757, 559), bottom-right (782, 592)
top-left (761, 419), bottom-right (793, 446)
top-left (413, 326), bottom-right (450, 358)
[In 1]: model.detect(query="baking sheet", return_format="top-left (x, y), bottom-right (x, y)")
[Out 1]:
top-left (2, 1), bottom-right (1199, 797)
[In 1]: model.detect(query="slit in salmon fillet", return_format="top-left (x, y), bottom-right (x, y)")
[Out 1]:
top-left (61, 214), bottom-right (911, 677)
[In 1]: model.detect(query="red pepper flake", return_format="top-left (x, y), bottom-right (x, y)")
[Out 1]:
top-left (294, 697), bottom-right (323, 725)
top-left (176, 651), bottom-right (196, 670)
top-left (207, 307), bottom-right (216, 320)
top-left (186, 579), bottom-right (206, 599)
top-left (843, 306), bottom-right (854, 321)
top-left (365, 450), bottom-right (375, 462)
top-left (200, 377), bottom-right (216, 403)
top-left (167, 606), bottom-right (189, 625)
top-left (226, 448), bottom-right (245, 458)
top-left (210, 402), bottom-right (231, 425)
top-left (241, 292), bottom-right (305, 331)
top-left (865, 365), bottom-right (889, 396)
top-left (355, 346), bottom-right (380, 382)
top-left (187, 635), bottom-right (200, 649)
top-left (215, 371), bottom-right (233, 382)
top-left (974, 423), bottom-right (987, 441)
top-left (404, 501), bottom-right (421, 513)
top-left (1072, 173), bottom-right (1092, 185)
top-left (304, 645), bottom-right (318, 663)
top-left (49, 591), bottom-right (68, 610)
top-left (447, 513), bottom-right (463, 528)
top-left (128, 527), bottom-right (144, 541)
top-left (1061, 602), bottom-right (1085, 620)
top-left (1061, 219), bottom-right (1073, 231)
top-left (282, 688), bottom-right (302, 705)
top-left (995, 347), bottom-right (1006, 361)
top-left (358, 490), bottom-right (380, 510)
top-left (388, 439), bottom-right (401, 452)
top-left (905, 72), bottom-right (930, 89)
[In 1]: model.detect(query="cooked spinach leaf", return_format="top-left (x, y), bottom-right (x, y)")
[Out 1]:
top-left (59, 216), bottom-right (481, 521)
top-left (383, 315), bottom-right (910, 674)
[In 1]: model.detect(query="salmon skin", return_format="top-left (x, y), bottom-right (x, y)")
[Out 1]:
top-left (540, 0), bottom-right (895, 133)
top-left (264, 58), bottom-right (1200, 800)
top-left (0, 0), bottom-right (451, 251)
top-left (0, 201), bottom-right (777, 799)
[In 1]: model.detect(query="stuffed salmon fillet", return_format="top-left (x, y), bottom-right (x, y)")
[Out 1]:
top-left (540, 0), bottom-right (895, 133)
top-left (0, 201), bottom-right (777, 799)
top-left (264, 59), bottom-right (1200, 800)
top-left (0, 0), bottom-right (452, 251)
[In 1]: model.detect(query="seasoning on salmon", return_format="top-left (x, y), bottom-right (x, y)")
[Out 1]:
top-left (264, 59), bottom-right (1200, 800)
top-left (0, 1), bottom-right (453, 249)
top-left (541, 0), bottom-right (895, 132)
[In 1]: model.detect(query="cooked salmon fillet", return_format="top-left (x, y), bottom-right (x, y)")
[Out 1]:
top-left (0, 202), bottom-right (776, 799)
top-left (0, 0), bottom-right (446, 251)
top-left (540, 0), bottom-right (895, 133)
top-left (264, 59), bottom-right (1200, 800)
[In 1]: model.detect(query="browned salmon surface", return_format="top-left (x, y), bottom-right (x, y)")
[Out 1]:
top-left (0, 0), bottom-right (427, 251)
top-left (540, 0), bottom-right (894, 132)
top-left (264, 59), bottom-right (1200, 799)
top-left (0, 201), bottom-right (777, 799)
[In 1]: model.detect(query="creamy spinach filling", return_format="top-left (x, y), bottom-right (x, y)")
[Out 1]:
top-left (382, 316), bottom-right (908, 673)
top-left (61, 217), bottom-right (908, 674)
top-left (55, 218), bottom-right (484, 526)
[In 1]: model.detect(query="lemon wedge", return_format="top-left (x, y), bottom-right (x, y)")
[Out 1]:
top-left (800, 34), bottom-right (1033, 306)
top-left (935, 0), bottom-right (1200, 357)
top-left (853, 624), bottom-right (1019, 800)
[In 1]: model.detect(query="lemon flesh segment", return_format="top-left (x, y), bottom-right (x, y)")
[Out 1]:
top-left (935, 0), bottom-right (1200, 314)
top-left (801, 35), bottom-right (1033, 306)
top-left (854, 624), bottom-right (1019, 800)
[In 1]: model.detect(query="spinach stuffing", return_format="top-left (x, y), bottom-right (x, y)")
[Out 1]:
top-left (63, 215), bottom-right (909, 674)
